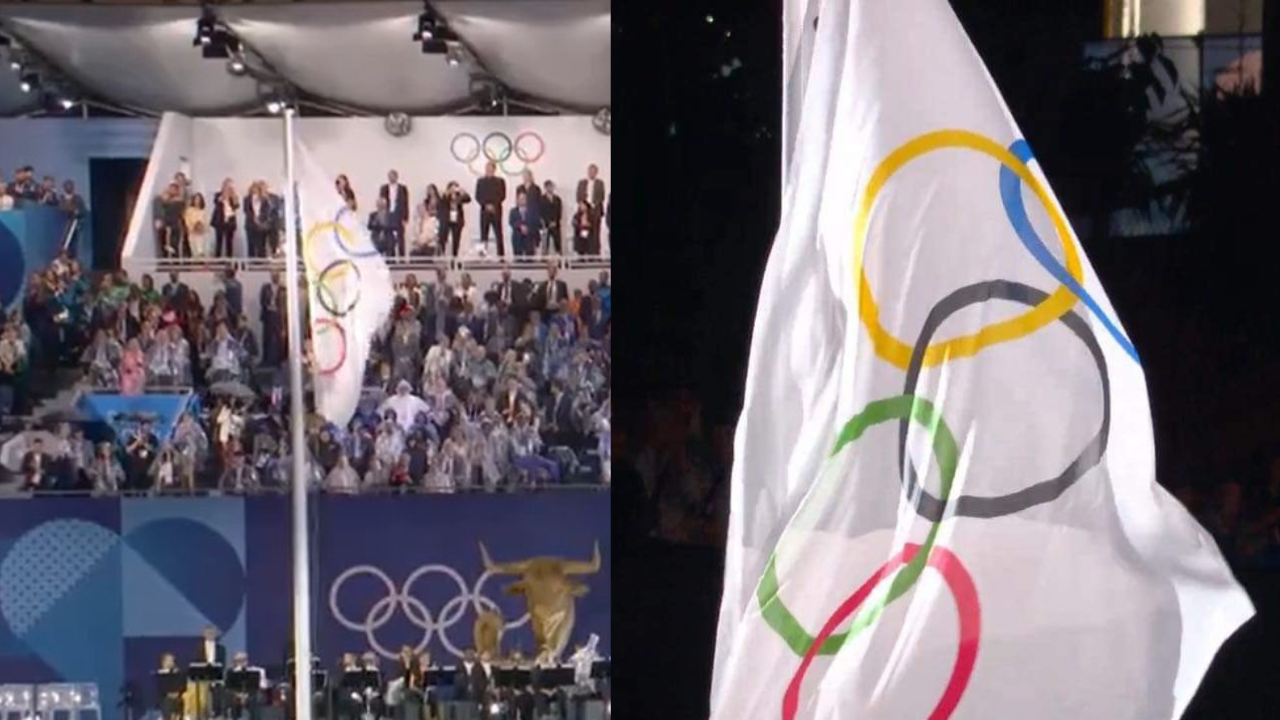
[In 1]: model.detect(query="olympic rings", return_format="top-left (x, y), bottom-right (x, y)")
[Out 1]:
top-left (781, 543), bottom-right (979, 720)
top-left (315, 259), bottom-right (362, 318)
top-left (852, 129), bottom-right (1084, 370)
top-left (899, 280), bottom-right (1110, 522)
top-left (312, 318), bottom-right (347, 376)
top-left (451, 133), bottom-right (481, 164)
top-left (513, 131), bottom-right (545, 163)
top-left (329, 564), bottom-right (532, 660)
top-left (757, 394), bottom-right (960, 656)
top-left (482, 132), bottom-right (513, 163)
top-left (450, 131), bottom-right (546, 177)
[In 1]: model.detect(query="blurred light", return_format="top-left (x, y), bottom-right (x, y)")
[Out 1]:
top-left (705, 14), bottom-right (715, 23)
top-left (19, 73), bottom-right (37, 93)
top-left (446, 44), bottom-right (464, 67)
top-left (488, 703), bottom-right (501, 714)
top-left (266, 100), bottom-right (283, 114)
top-left (9, 60), bottom-right (21, 71)
top-left (59, 97), bottom-right (74, 110)
top-left (227, 57), bottom-right (247, 75)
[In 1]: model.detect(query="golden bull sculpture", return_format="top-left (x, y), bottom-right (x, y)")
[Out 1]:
top-left (479, 541), bottom-right (601, 662)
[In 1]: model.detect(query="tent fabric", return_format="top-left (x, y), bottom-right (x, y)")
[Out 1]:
top-left (0, 0), bottom-right (610, 116)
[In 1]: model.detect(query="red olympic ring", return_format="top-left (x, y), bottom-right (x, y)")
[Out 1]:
top-left (312, 318), bottom-right (347, 376)
top-left (513, 131), bottom-right (545, 163)
top-left (781, 543), bottom-right (980, 720)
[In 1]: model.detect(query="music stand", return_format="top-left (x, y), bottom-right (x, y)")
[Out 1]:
top-left (185, 664), bottom-right (223, 720)
top-left (340, 670), bottom-right (381, 720)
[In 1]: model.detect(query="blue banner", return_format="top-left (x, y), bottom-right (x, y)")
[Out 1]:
top-left (316, 492), bottom-right (611, 661)
top-left (78, 392), bottom-right (195, 443)
top-left (0, 492), bottom-right (608, 720)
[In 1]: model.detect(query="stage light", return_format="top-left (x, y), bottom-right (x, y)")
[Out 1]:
top-left (193, 9), bottom-right (216, 47)
top-left (9, 60), bottom-right (20, 71)
top-left (446, 44), bottom-right (465, 67)
top-left (488, 703), bottom-right (500, 714)
top-left (19, 73), bottom-right (37, 93)
top-left (227, 55), bottom-right (247, 75)
top-left (266, 99), bottom-right (283, 114)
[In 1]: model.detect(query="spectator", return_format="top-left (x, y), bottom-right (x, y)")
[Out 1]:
top-left (538, 264), bottom-right (570, 312)
top-left (153, 182), bottom-right (186, 257)
top-left (38, 176), bottom-right (59, 206)
top-left (151, 444), bottom-right (180, 492)
top-left (441, 181), bottom-right (470, 256)
top-left (84, 328), bottom-right (123, 388)
top-left (576, 163), bottom-right (606, 251)
top-left (414, 183), bottom-right (442, 256)
top-left (9, 167), bottom-right (37, 205)
top-left (571, 200), bottom-right (594, 256)
top-left (244, 181), bottom-right (272, 258)
top-left (379, 169), bottom-right (409, 257)
top-left (59, 180), bottom-right (87, 217)
top-left (335, 174), bottom-right (357, 211)
top-left (327, 453), bottom-right (360, 493)
top-left (123, 420), bottom-right (159, 490)
top-left (87, 442), bottom-right (123, 494)
top-left (518, 170), bottom-right (542, 240)
top-left (222, 266), bottom-right (244, 319)
top-left (205, 322), bottom-right (244, 383)
top-left (368, 196), bottom-right (396, 256)
top-left (212, 178), bottom-right (240, 258)
top-left (220, 452), bottom-right (259, 493)
top-left (509, 192), bottom-right (535, 257)
top-left (119, 337), bottom-right (147, 394)
top-left (542, 181), bottom-right (563, 255)
top-left (185, 193), bottom-right (210, 257)
top-left (475, 161), bottom-right (507, 256)
top-left (0, 183), bottom-right (14, 211)
top-left (259, 271), bottom-right (284, 368)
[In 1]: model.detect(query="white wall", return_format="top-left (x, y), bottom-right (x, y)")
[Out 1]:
top-left (0, 117), bottom-right (158, 204)
top-left (121, 112), bottom-right (193, 258)
top-left (188, 115), bottom-right (610, 251)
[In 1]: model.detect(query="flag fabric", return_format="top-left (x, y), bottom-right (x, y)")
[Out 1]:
top-left (710, 2), bottom-right (1252, 720)
top-left (295, 142), bottom-right (394, 426)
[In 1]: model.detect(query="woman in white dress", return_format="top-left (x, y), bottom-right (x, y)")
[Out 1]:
top-left (184, 193), bottom-right (209, 257)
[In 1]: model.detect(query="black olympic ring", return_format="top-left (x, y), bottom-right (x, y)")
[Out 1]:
top-left (898, 279), bottom-right (1110, 521)
top-left (482, 132), bottom-right (513, 163)
top-left (315, 259), bottom-right (362, 318)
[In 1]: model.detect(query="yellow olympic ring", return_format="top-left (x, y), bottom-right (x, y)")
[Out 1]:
top-left (853, 129), bottom-right (1083, 370)
top-left (303, 220), bottom-right (358, 281)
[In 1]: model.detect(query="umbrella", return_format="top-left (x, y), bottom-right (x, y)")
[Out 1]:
top-left (209, 381), bottom-right (257, 401)
top-left (0, 430), bottom-right (59, 472)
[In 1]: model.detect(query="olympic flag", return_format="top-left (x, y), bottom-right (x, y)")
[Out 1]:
top-left (710, 2), bottom-right (1252, 719)
top-left (296, 141), bottom-right (394, 426)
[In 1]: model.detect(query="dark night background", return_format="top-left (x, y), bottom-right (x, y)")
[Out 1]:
top-left (613, 0), bottom-right (1280, 718)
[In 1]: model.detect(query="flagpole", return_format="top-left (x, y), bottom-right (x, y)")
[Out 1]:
top-left (281, 106), bottom-right (314, 720)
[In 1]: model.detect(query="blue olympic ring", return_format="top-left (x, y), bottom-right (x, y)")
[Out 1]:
top-left (999, 140), bottom-right (1140, 364)
top-left (329, 206), bottom-right (381, 259)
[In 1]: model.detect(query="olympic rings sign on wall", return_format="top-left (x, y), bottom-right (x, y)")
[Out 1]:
top-left (329, 564), bottom-right (531, 660)
top-left (450, 131), bottom-right (546, 177)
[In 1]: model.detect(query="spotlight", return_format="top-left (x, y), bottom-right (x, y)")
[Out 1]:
top-left (227, 56), bottom-right (247, 75)
top-left (9, 60), bottom-right (20, 71)
top-left (59, 97), bottom-right (75, 110)
top-left (266, 99), bottom-right (283, 114)
top-left (193, 8), bottom-right (216, 47)
top-left (19, 73), bottom-right (38, 93)
top-left (446, 44), bottom-right (464, 67)
top-left (488, 703), bottom-right (500, 715)
top-left (413, 3), bottom-right (457, 50)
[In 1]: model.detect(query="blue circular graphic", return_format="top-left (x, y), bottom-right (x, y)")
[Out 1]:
top-left (0, 224), bottom-right (26, 311)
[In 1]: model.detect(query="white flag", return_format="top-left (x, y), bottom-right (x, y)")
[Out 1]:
top-left (296, 143), bottom-right (394, 426)
top-left (710, 2), bottom-right (1252, 720)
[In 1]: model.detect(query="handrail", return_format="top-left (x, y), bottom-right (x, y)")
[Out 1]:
top-left (0, 485), bottom-right (609, 497)
top-left (123, 254), bottom-right (611, 272)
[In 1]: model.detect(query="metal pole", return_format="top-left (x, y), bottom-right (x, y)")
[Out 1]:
top-left (281, 106), bottom-right (314, 720)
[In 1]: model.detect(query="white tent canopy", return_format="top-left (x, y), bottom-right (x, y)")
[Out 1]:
top-left (0, 0), bottom-right (611, 116)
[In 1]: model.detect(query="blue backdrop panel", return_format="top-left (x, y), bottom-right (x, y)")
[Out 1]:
top-left (0, 207), bottom-right (91, 311)
top-left (316, 492), bottom-right (611, 661)
top-left (0, 492), bottom-right (609, 720)
top-left (78, 392), bottom-right (194, 443)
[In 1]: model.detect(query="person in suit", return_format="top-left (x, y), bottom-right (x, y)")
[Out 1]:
top-left (474, 161), bottom-right (507, 256)
top-left (191, 626), bottom-right (226, 719)
top-left (156, 653), bottom-right (186, 720)
top-left (508, 192), bottom-right (534, 257)
top-left (491, 266), bottom-right (517, 309)
top-left (21, 437), bottom-right (49, 491)
top-left (538, 264), bottom-right (570, 312)
top-left (369, 197), bottom-right (396, 257)
top-left (259, 271), bottom-right (283, 368)
top-left (441, 182), bottom-right (471, 257)
top-left (517, 170), bottom-right (542, 247)
top-left (211, 179), bottom-right (239, 258)
top-left (379, 170), bottom-right (410, 257)
top-left (243, 182), bottom-right (271, 258)
top-left (226, 651), bottom-right (267, 720)
top-left (576, 164), bottom-right (606, 249)
top-left (541, 181), bottom-right (563, 256)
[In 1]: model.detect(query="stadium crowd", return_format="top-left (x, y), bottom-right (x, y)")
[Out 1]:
top-left (154, 163), bottom-right (610, 260)
top-left (2, 249), bottom-right (611, 494)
